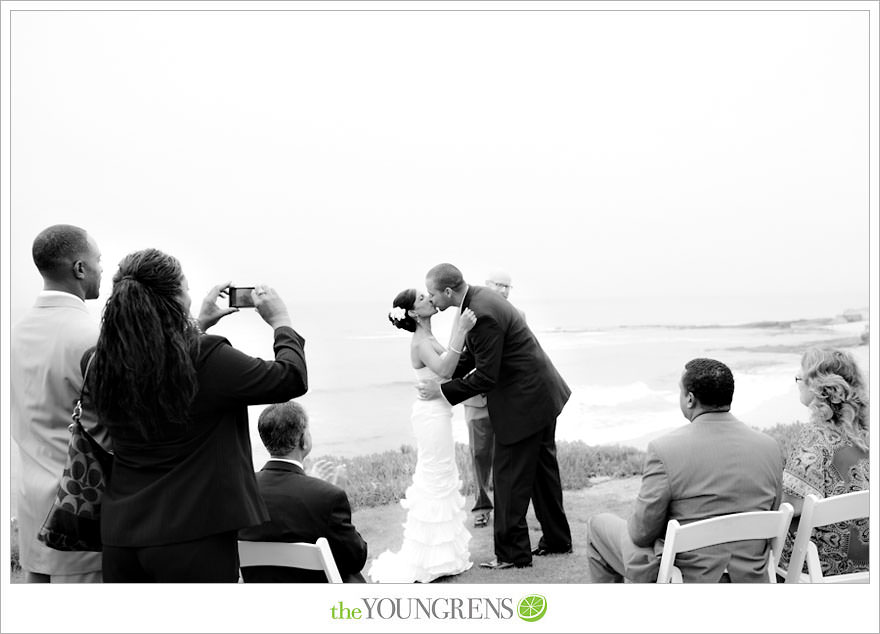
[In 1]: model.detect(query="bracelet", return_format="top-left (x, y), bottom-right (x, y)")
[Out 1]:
top-left (450, 346), bottom-right (463, 354)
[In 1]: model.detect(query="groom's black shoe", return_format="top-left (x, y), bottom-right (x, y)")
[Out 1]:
top-left (531, 545), bottom-right (573, 557)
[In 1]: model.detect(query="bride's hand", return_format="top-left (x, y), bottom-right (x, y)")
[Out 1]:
top-left (458, 308), bottom-right (477, 333)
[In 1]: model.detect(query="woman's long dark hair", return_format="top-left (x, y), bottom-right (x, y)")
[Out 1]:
top-left (92, 248), bottom-right (200, 438)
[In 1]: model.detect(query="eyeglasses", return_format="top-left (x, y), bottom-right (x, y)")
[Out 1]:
top-left (490, 282), bottom-right (512, 290)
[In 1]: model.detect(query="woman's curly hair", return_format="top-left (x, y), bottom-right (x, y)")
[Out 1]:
top-left (801, 347), bottom-right (869, 452)
top-left (92, 249), bottom-right (200, 439)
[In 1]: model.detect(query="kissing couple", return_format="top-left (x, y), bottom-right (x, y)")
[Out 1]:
top-left (369, 263), bottom-right (573, 583)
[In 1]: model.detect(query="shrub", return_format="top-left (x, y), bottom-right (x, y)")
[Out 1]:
top-left (760, 421), bottom-right (806, 464)
top-left (558, 441), bottom-right (645, 487)
top-left (312, 439), bottom-right (646, 511)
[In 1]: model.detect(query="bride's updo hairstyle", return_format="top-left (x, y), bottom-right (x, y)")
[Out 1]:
top-left (389, 289), bottom-right (418, 332)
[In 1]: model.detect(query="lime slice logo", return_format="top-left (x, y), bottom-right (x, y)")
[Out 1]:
top-left (517, 594), bottom-right (547, 622)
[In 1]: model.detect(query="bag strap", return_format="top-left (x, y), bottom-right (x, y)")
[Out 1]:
top-left (71, 352), bottom-right (96, 427)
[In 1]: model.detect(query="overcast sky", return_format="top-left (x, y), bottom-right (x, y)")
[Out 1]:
top-left (4, 6), bottom-right (872, 319)
top-left (1, 2), bottom-right (878, 633)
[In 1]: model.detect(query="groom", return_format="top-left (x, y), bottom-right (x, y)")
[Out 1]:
top-left (419, 263), bottom-right (572, 569)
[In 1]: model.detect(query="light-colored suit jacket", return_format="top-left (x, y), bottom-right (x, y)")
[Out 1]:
top-left (627, 413), bottom-right (783, 582)
top-left (11, 292), bottom-right (108, 575)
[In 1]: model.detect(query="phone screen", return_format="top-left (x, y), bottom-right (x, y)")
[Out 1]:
top-left (229, 287), bottom-right (255, 308)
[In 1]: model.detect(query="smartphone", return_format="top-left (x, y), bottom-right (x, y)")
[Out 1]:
top-left (228, 286), bottom-right (256, 308)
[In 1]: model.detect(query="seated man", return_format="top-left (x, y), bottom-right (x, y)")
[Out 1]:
top-left (586, 358), bottom-right (784, 583)
top-left (239, 401), bottom-right (367, 582)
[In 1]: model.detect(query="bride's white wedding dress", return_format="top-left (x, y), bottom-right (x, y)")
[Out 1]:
top-left (368, 366), bottom-right (472, 583)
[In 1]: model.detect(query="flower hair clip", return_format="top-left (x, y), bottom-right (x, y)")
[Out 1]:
top-left (389, 306), bottom-right (407, 321)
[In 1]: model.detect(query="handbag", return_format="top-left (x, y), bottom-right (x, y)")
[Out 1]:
top-left (37, 354), bottom-right (113, 551)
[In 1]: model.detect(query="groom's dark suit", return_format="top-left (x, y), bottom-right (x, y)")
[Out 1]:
top-left (441, 286), bottom-right (572, 565)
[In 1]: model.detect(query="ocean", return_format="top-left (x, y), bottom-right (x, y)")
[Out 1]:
top-left (199, 292), bottom-right (870, 465)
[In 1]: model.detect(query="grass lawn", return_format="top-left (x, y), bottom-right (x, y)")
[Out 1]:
top-left (10, 477), bottom-right (640, 585)
top-left (352, 476), bottom-right (641, 584)
top-left (13, 426), bottom-right (802, 584)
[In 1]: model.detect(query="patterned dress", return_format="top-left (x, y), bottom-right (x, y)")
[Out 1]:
top-left (779, 421), bottom-right (869, 576)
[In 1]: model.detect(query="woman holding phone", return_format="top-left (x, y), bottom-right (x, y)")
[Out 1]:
top-left (88, 248), bottom-right (307, 582)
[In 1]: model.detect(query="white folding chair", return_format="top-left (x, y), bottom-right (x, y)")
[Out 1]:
top-left (656, 503), bottom-right (794, 583)
top-left (783, 490), bottom-right (869, 584)
top-left (238, 537), bottom-right (343, 583)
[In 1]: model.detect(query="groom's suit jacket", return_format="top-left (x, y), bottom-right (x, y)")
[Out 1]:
top-left (238, 460), bottom-right (367, 583)
top-left (440, 286), bottom-right (571, 445)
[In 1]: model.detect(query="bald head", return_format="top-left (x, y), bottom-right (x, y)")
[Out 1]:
top-left (486, 269), bottom-right (513, 299)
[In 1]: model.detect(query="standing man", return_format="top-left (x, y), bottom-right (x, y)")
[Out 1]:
top-left (585, 358), bottom-right (784, 582)
top-left (462, 390), bottom-right (493, 529)
top-left (421, 263), bottom-right (572, 569)
top-left (485, 269), bottom-right (520, 309)
top-left (462, 268), bottom-right (522, 529)
top-left (11, 224), bottom-right (106, 582)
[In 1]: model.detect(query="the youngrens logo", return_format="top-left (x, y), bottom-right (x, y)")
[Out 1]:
top-left (329, 595), bottom-right (548, 622)
top-left (517, 595), bottom-right (547, 622)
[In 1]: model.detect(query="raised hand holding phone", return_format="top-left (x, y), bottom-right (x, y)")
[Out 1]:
top-left (197, 281), bottom-right (239, 332)
top-left (252, 285), bottom-right (292, 329)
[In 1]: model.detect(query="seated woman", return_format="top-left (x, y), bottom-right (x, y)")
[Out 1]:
top-left (778, 347), bottom-right (869, 578)
top-left (89, 249), bottom-right (308, 582)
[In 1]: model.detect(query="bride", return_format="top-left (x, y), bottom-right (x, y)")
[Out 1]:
top-left (367, 288), bottom-right (477, 583)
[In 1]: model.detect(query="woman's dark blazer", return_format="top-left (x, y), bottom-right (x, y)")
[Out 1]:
top-left (96, 326), bottom-right (308, 547)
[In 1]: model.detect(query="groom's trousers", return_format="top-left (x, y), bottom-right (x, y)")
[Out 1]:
top-left (492, 419), bottom-right (571, 566)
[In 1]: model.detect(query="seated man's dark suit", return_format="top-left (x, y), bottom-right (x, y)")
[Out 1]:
top-left (588, 413), bottom-right (784, 582)
top-left (238, 460), bottom-right (367, 583)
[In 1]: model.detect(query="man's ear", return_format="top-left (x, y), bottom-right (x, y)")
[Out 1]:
top-left (301, 430), bottom-right (312, 457)
top-left (72, 259), bottom-right (86, 280)
top-left (685, 391), bottom-right (696, 408)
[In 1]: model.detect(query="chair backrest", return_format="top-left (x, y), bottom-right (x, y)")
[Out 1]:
top-left (657, 503), bottom-right (794, 583)
top-left (784, 490), bottom-right (870, 584)
top-left (238, 537), bottom-right (343, 583)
